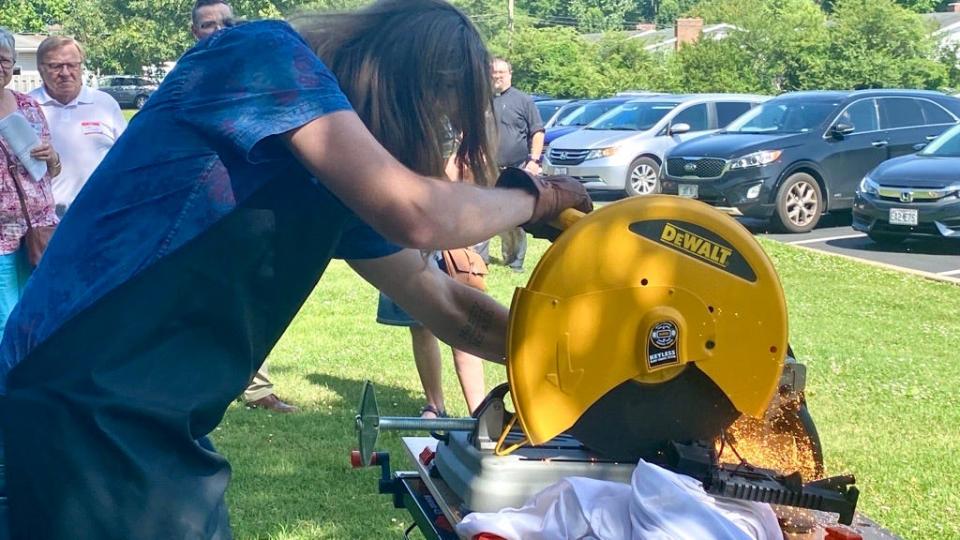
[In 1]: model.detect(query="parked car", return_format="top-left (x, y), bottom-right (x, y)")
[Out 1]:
top-left (543, 97), bottom-right (632, 150)
top-left (535, 99), bottom-right (574, 127)
top-left (544, 99), bottom-right (586, 129)
top-left (98, 75), bottom-right (158, 109)
top-left (853, 123), bottom-right (960, 243)
top-left (661, 90), bottom-right (960, 232)
top-left (543, 94), bottom-right (766, 196)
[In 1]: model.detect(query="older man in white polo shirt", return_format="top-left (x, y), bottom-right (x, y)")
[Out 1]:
top-left (30, 36), bottom-right (126, 216)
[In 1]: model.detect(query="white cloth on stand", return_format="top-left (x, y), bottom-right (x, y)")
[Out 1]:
top-left (455, 459), bottom-right (783, 540)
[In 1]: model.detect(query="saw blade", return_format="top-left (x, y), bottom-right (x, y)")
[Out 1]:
top-left (567, 366), bottom-right (740, 462)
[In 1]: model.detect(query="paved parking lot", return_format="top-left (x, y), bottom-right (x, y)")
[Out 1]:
top-left (593, 194), bottom-right (960, 284)
top-left (743, 214), bottom-right (959, 283)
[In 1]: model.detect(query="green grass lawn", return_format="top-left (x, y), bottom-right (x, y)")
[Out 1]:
top-left (208, 235), bottom-right (960, 539)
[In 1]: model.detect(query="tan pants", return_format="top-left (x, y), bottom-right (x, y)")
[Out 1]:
top-left (242, 363), bottom-right (274, 402)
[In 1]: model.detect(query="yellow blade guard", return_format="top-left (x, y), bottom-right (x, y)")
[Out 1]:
top-left (506, 196), bottom-right (788, 447)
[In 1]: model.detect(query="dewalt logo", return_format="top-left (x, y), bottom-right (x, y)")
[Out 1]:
top-left (660, 223), bottom-right (733, 267)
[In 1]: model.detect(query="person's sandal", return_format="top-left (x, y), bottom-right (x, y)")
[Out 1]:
top-left (419, 404), bottom-right (448, 418)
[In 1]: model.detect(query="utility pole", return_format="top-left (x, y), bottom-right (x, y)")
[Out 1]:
top-left (508, 0), bottom-right (514, 49)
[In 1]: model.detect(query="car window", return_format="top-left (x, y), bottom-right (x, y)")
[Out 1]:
top-left (98, 78), bottom-right (113, 88)
top-left (536, 103), bottom-right (562, 124)
top-left (715, 102), bottom-right (753, 127)
top-left (587, 102), bottom-right (677, 131)
top-left (920, 124), bottom-right (960, 157)
top-left (836, 99), bottom-right (878, 133)
top-left (918, 100), bottom-right (955, 125)
top-left (672, 103), bottom-right (709, 131)
top-left (879, 98), bottom-right (924, 129)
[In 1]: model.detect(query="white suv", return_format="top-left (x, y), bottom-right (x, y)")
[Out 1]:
top-left (543, 94), bottom-right (767, 196)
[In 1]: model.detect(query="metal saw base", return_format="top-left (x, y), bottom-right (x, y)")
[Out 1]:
top-left (432, 430), bottom-right (636, 513)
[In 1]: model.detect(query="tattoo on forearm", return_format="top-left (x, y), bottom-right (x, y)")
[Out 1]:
top-left (458, 302), bottom-right (493, 346)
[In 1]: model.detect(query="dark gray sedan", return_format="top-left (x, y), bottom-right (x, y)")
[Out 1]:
top-left (854, 124), bottom-right (960, 243)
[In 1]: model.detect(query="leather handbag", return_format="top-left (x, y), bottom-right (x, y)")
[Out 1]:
top-left (441, 248), bottom-right (488, 292)
top-left (1, 143), bottom-right (56, 267)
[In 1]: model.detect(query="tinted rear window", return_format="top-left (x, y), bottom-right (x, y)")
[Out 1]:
top-left (919, 100), bottom-right (955, 125)
top-left (879, 98), bottom-right (924, 129)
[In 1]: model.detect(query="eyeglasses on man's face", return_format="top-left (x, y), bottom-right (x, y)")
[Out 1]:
top-left (42, 62), bottom-right (82, 73)
top-left (0, 58), bottom-right (15, 71)
top-left (199, 18), bottom-right (235, 32)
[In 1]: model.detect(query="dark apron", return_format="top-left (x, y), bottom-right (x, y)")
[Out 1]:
top-left (0, 175), bottom-right (348, 539)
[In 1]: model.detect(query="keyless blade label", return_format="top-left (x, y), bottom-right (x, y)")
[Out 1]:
top-left (648, 320), bottom-right (680, 369)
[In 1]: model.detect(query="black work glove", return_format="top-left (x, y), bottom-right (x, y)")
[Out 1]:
top-left (496, 167), bottom-right (594, 241)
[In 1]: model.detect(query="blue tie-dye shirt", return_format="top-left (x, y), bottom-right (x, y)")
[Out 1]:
top-left (0, 20), bottom-right (401, 393)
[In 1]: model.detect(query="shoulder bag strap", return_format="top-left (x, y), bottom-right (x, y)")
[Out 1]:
top-left (0, 141), bottom-right (35, 230)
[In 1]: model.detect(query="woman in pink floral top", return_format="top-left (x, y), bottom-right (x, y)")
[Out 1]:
top-left (0, 28), bottom-right (61, 338)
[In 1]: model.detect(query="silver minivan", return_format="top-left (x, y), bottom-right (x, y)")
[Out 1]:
top-left (543, 94), bottom-right (768, 196)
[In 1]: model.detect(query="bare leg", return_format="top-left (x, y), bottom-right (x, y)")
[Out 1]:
top-left (452, 348), bottom-right (486, 414)
top-left (410, 325), bottom-right (445, 417)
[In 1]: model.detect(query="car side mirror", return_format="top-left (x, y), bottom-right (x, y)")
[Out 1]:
top-left (670, 122), bottom-right (691, 135)
top-left (831, 123), bottom-right (855, 138)
top-left (913, 142), bottom-right (927, 152)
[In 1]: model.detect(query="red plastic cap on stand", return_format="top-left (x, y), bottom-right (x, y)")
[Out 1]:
top-left (419, 447), bottom-right (436, 466)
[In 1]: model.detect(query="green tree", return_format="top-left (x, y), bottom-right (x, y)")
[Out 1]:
top-left (61, 0), bottom-right (292, 75)
top-left (682, 0), bottom-right (829, 94)
top-left (0, 0), bottom-right (71, 33)
top-left (569, 0), bottom-right (634, 32)
top-left (489, 25), bottom-right (606, 97)
top-left (825, 0), bottom-right (947, 89)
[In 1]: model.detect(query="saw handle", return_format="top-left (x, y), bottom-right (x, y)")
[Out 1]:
top-left (548, 208), bottom-right (586, 232)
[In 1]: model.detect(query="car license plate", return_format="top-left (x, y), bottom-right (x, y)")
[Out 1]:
top-left (554, 167), bottom-right (568, 175)
top-left (889, 208), bottom-right (918, 226)
top-left (678, 184), bottom-right (699, 198)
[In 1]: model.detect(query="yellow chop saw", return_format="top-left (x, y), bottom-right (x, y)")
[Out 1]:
top-left (353, 195), bottom-right (877, 539)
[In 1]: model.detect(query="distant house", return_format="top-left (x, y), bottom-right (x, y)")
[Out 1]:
top-left (586, 6), bottom-right (960, 55)
top-left (583, 19), bottom-right (735, 52)
top-left (923, 8), bottom-right (960, 50)
top-left (9, 33), bottom-right (45, 94)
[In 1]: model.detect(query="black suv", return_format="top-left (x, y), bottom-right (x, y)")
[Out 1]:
top-left (98, 75), bottom-right (158, 109)
top-left (661, 90), bottom-right (960, 232)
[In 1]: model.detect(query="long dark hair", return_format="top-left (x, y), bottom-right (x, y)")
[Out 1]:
top-left (291, 0), bottom-right (496, 185)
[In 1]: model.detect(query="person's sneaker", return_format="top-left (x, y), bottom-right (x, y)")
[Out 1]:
top-left (247, 394), bottom-right (299, 413)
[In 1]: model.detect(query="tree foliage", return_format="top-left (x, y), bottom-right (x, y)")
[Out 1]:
top-left (0, 0), bottom-right (956, 96)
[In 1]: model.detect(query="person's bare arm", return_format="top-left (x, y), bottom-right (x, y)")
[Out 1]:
top-left (524, 130), bottom-right (545, 175)
top-left (528, 130), bottom-right (545, 163)
top-left (348, 250), bottom-right (507, 364)
top-left (283, 111), bottom-right (534, 250)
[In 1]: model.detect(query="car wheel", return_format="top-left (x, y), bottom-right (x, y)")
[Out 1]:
top-left (867, 231), bottom-right (906, 245)
top-left (625, 157), bottom-right (660, 197)
top-left (773, 173), bottom-right (822, 233)
top-left (134, 95), bottom-right (148, 109)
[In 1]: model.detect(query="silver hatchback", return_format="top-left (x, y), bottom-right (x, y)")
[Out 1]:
top-left (543, 94), bottom-right (767, 196)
